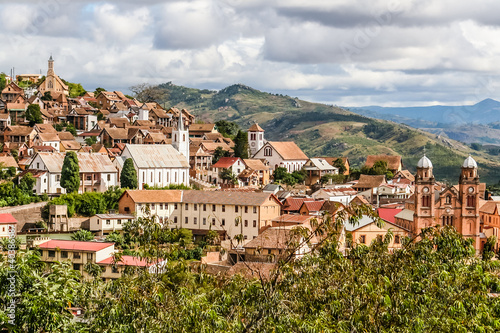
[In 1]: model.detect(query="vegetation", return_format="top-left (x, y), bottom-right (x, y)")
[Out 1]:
top-left (120, 158), bottom-right (137, 189)
top-left (25, 104), bottom-right (43, 126)
top-left (94, 87), bottom-right (106, 96)
top-left (361, 160), bottom-right (394, 180)
top-left (71, 229), bottom-right (94, 241)
top-left (143, 184), bottom-right (192, 190)
top-left (233, 130), bottom-right (249, 159)
top-left (61, 79), bottom-right (86, 97)
top-left (130, 83), bottom-right (163, 103)
top-left (0, 73), bottom-right (6, 91)
top-left (273, 167), bottom-right (306, 186)
top-left (212, 146), bottom-right (231, 164)
top-left (84, 136), bottom-right (97, 146)
top-left (0, 172), bottom-right (46, 208)
top-left (41, 91), bottom-right (52, 101)
top-left (321, 173), bottom-right (345, 184)
top-left (220, 167), bottom-right (238, 184)
top-left (215, 120), bottom-right (240, 138)
top-left (60, 152), bottom-right (79, 193)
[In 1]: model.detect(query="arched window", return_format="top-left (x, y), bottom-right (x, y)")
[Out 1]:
top-left (445, 195), bottom-right (451, 204)
top-left (264, 147), bottom-right (272, 156)
top-left (466, 195), bottom-right (475, 207)
top-left (422, 195), bottom-right (431, 207)
top-left (48, 80), bottom-right (53, 89)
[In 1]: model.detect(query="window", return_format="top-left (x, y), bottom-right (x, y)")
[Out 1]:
top-left (185, 203), bottom-right (189, 210)
top-left (74, 252), bottom-right (81, 259)
top-left (253, 220), bottom-right (257, 228)
top-left (253, 207), bottom-right (257, 213)
top-left (203, 218), bottom-right (206, 225)
top-left (112, 266), bottom-right (119, 274)
top-left (36, 162), bottom-right (39, 168)
top-left (422, 195), bottom-right (431, 207)
top-left (194, 217), bottom-right (197, 225)
top-left (61, 251), bottom-right (68, 258)
top-left (117, 219), bottom-right (121, 225)
top-left (106, 220), bottom-right (111, 225)
top-left (174, 203), bottom-right (178, 209)
top-left (244, 220), bottom-right (248, 227)
top-left (56, 175), bottom-right (60, 181)
top-left (222, 218), bottom-right (225, 226)
top-left (87, 253), bottom-right (93, 261)
top-left (185, 217), bottom-right (188, 224)
top-left (445, 195), bottom-right (451, 204)
top-left (360, 235), bottom-right (366, 244)
top-left (267, 249), bottom-right (272, 255)
top-left (222, 205), bottom-right (225, 212)
top-left (194, 204), bottom-right (197, 211)
top-left (244, 235), bottom-right (248, 240)
top-left (107, 174), bottom-right (111, 181)
top-left (212, 204), bottom-right (216, 212)
top-left (48, 250), bottom-right (55, 257)
top-left (203, 204), bottom-right (207, 211)
top-left (467, 195), bottom-right (476, 207)
top-left (73, 264), bottom-right (80, 270)
top-left (235, 206), bottom-right (239, 213)
top-left (124, 207), bottom-right (130, 213)
top-left (264, 147), bottom-right (272, 156)
top-left (160, 203), bottom-right (163, 209)
top-left (245, 206), bottom-right (248, 213)
top-left (174, 216), bottom-right (178, 224)
top-left (212, 218), bottom-right (216, 226)
top-left (394, 235), bottom-right (400, 244)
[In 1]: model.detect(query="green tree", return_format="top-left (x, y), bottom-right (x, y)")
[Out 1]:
top-left (41, 91), bottom-right (52, 101)
top-left (0, 73), bottom-right (6, 91)
top-left (233, 130), bottom-right (249, 159)
top-left (121, 158), bottom-right (138, 189)
top-left (215, 120), bottom-right (239, 138)
top-left (220, 167), bottom-right (238, 184)
top-left (71, 229), bottom-right (94, 241)
top-left (212, 146), bottom-right (230, 164)
top-left (18, 172), bottom-right (35, 194)
top-left (273, 167), bottom-right (288, 182)
top-left (60, 151), bottom-right (80, 193)
top-left (66, 123), bottom-right (77, 136)
top-left (25, 104), bottom-right (43, 126)
top-left (94, 87), bottom-right (106, 95)
top-left (333, 157), bottom-right (347, 174)
top-left (84, 136), bottom-right (97, 146)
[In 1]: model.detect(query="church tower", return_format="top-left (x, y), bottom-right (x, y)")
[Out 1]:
top-left (458, 155), bottom-right (480, 251)
top-left (47, 55), bottom-right (54, 76)
top-left (172, 111), bottom-right (189, 162)
top-left (413, 155), bottom-right (436, 237)
top-left (248, 123), bottom-right (265, 157)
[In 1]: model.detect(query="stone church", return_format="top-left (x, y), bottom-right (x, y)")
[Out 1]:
top-left (396, 155), bottom-right (483, 251)
top-left (38, 56), bottom-right (69, 97)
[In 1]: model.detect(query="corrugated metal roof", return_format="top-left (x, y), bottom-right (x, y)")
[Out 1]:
top-left (124, 144), bottom-right (189, 168)
top-left (35, 152), bottom-right (117, 173)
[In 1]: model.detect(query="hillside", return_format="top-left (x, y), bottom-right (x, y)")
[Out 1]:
top-left (155, 83), bottom-right (500, 184)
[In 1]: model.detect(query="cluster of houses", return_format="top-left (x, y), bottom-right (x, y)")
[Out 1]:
top-left (2, 57), bottom-right (500, 279)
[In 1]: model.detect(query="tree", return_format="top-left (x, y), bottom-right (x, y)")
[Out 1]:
top-left (130, 83), bottom-right (164, 103)
top-left (84, 136), bottom-right (97, 146)
top-left (233, 130), bottom-right (249, 159)
top-left (121, 158), bottom-right (138, 189)
top-left (273, 167), bottom-right (288, 182)
top-left (25, 104), bottom-right (43, 126)
top-left (18, 172), bottom-right (36, 194)
top-left (0, 73), bottom-right (6, 91)
top-left (212, 146), bottom-right (230, 164)
top-left (333, 157), bottom-right (347, 174)
top-left (66, 123), bottom-right (77, 136)
top-left (60, 151), bottom-right (80, 193)
top-left (94, 87), bottom-right (106, 95)
top-left (220, 167), bottom-right (238, 184)
top-left (41, 91), bottom-right (52, 101)
top-left (215, 120), bottom-right (239, 138)
top-left (71, 229), bottom-right (94, 241)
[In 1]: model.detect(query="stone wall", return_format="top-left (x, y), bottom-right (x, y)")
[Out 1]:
top-left (0, 202), bottom-right (47, 232)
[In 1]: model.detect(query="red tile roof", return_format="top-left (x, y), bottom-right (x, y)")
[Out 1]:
top-left (0, 213), bottom-right (17, 224)
top-left (211, 157), bottom-right (242, 169)
top-left (272, 214), bottom-right (313, 224)
top-left (301, 200), bottom-right (325, 213)
top-left (377, 208), bottom-right (403, 224)
top-left (282, 197), bottom-right (308, 211)
top-left (248, 123), bottom-right (264, 132)
top-left (38, 240), bottom-right (114, 252)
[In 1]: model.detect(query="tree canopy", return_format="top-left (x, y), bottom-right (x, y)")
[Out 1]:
top-left (60, 151), bottom-right (80, 193)
top-left (121, 158), bottom-right (138, 189)
top-left (233, 130), bottom-right (249, 159)
top-left (25, 104), bottom-right (43, 126)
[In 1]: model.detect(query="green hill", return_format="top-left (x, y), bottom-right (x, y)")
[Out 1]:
top-left (155, 82), bottom-right (500, 184)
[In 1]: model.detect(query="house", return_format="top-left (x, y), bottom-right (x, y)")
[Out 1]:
top-left (27, 152), bottom-right (118, 194)
top-left (66, 108), bottom-right (97, 131)
top-left (365, 155), bottom-right (403, 174)
top-left (352, 174), bottom-right (387, 192)
top-left (100, 128), bottom-right (129, 147)
top-left (0, 155), bottom-right (19, 171)
top-left (4, 126), bottom-right (36, 147)
top-left (143, 132), bottom-right (168, 144)
top-left (282, 197), bottom-right (309, 214)
top-left (96, 91), bottom-right (122, 109)
top-left (118, 190), bottom-right (282, 242)
top-left (344, 214), bottom-right (409, 250)
top-left (34, 123), bottom-right (57, 134)
top-left (189, 123), bottom-right (218, 138)
top-left (97, 255), bottom-right (164, 281)
top-left (0, 114), bottom-right (11, 130)
top-left (60, 140), bottom-right (82, 152)
top-left (37, 56), bottom-right (69, 96)
top-left (211, 157), bottom-right (245, 185)
top-left (316, 157), bottom-right (350, 176)
top-left (6, 95), bottom-right (27, 122)
top-left (33, 132), bottom-right (61, 151)
top-left (303, 158), bottom-right (338, 185)
top-left (0, 213), bottom-right (17, 238)
top-left (311, 187), bottom-right (358, 205)
top-left (243, 159), bottom-right (271, 186)
top-left (299, 200), bottom-right (326, 216)
top-left (120, 144), bottom-right (190, 189)
top-left (252, 141), bottom-right (308, 173)
top-left (89, 213), bottom-right (135, 236)
top-left (479, 201), bottom-right (500, 251)
top-left (1, 82), bottom-right (24, 103)
top-left (243, 227), bottom-right (311, 262)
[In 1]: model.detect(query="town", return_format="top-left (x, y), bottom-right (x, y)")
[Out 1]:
top-left (1, 57), bottom-right (499, 330)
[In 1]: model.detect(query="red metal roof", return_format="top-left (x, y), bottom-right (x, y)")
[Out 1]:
top-left (211, 157), bottom-right (242, 169)
top-left (282, 197), bottom-right (308, 211)
top-left (301, 200), bottom-right (325, 212)
top-left (0, 213), bottom-right (17, 224)
top-left (97, 255), bottom-right (156, 267)
top-left (38, 240), bottom-right (114, 252)
top-left (377, 208), bottom-right (403, 224)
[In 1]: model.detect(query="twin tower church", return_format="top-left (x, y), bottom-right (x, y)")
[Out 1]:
top-left (396, 154), bottom-right (484, 251)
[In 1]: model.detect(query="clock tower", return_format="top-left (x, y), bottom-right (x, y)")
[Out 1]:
top-left (458, 155), bottom-right (480, 250)
top-left (248, 123), bottom-right (265, 157)
top-left (413, 155), bottom-right (436, 237)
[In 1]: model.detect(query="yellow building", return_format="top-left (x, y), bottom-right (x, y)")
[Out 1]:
top-left (37, 56), bottom-right (69, 96)
top-left (345, 215), bottom-right (409, 249)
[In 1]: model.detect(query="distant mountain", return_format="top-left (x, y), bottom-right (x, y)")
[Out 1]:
top-left (153, 83), bottom-right (500, 183)
top-left (349, 98), bottom-right (500, 125)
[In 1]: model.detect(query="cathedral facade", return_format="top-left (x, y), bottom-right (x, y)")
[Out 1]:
top-left (38, 56), bottom-right (69, 97)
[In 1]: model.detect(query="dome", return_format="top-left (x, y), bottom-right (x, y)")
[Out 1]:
top-left (417, 155), bottom-right (433, 168)
top-left (463, 155), bottom-right (477, 168)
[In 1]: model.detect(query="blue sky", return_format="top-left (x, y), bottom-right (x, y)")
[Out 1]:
top-left (1, 0), bottom-right (500, 107)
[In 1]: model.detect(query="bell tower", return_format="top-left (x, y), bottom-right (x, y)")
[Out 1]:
top-left (248, 123), bottom-right (265, 157)
top-left (413, 155), bottom-right (436, 237)
top-left (47, 55), bottom-right (54, 77)
top-left (172, 111), bottom-right (189, 162)
top-left (458, 155), bottom-right (480, 251)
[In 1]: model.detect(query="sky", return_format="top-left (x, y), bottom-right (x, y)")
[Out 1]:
top-left (2, 0), bottom-right (500, 107)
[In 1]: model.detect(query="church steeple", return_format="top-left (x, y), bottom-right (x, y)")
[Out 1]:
top-left (47, 55), bottom-right (54, 77)
top-left (172, 111), bottom-right (189, 162)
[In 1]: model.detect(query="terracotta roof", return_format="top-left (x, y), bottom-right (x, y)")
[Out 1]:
top-left (271, 214), bottom-right (313, 224)
top-left (107, 118), bottom-right (129, 128)
top-left (211, 157), bottom-right (243, 169)
top-left (0, 155), bottom-right (18, 168)
top-left (58, 132), bottom-right (75, 141)
top-left (377, 208), bottom-right (403, 224)
top-left (300, 200), bottom-right (325, 213)
top-left (35, 124), bottom-right (58, 134)
top-left (122, 190), bottom-right (183, 204)
top-left (38, 133), bottom-right (60, 142)
top-left (18, 169), bottom-right (47, 178)
top-left (103, 128), bottom-right (128, 140)
top-left (243, 159), bottom-right (269, 171)
top-left (248, 123), bottom-right (264, 132)
top-left (480, 201), bottom-right (500, 215)
top-left (4, 125), bottom-right (34, 136)
top-left (145, 132), bottom-right (167, 143)
top-left (189, 123), bottom-right (216, 133)
top-left (394, 170), bottom-right (415, 182)
top-left (203, 132), bottom-right (224, 141)
top-left (244, 227), bottom-right (295, 249)
top-left (38, 240), bottom-right (114, 252)
top-left (133, 120), bottom-right (154, 127)
top-left (182, 190), bottom-right (280, 206)
top-left (200, 142), bottom-right (233, 153)
top-left (6, 102), bottom-right (27, 110)
top-left (365, 155), bottom-right (402, 170)
top-left (97, 255), bottom-right (156, 267)
top-left (351, 195), bottom-right (371, 206)
top-left (265, 142), bottom-right (308, 160)
top-left (0, 213), bottom-right (17, 224)
top-left (352, 174), bottom-right (386, 189)
top-left (61, 141), bottom-right (81, 150)
top-left (283, 197), bottom-right (308, 211)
